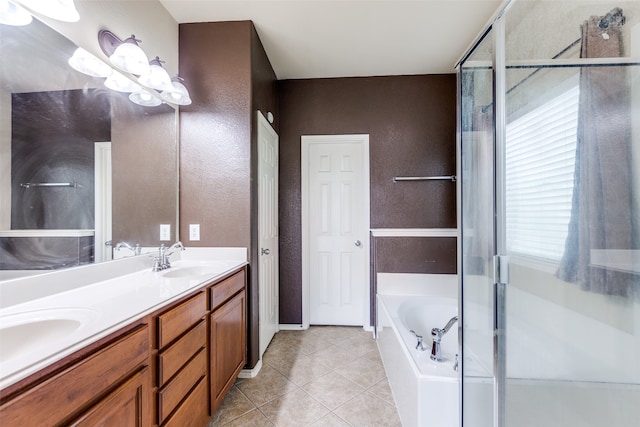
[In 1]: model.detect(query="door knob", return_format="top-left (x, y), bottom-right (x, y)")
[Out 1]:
top-left (261, 248), bottom-right (270, 255)
top-left (355, 240), bottom-right (362, 247)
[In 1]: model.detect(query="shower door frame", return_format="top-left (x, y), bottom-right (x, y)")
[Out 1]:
top-left (456, 2), bottom-right (513, 427)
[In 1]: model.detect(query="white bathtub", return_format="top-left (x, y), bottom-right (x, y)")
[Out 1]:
top-left (377, 294), bottom-right (460, 427)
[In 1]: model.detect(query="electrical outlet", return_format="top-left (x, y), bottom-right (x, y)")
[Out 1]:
top-left (160, 224), bottom-right (171, 241)
top-left (189, 224), bottom-right (200, 241)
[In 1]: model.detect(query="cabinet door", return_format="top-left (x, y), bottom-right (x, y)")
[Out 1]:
top-left (210, 290), bottom-right (246, 411)
top-left (70, 367), bottom-right (151, 427)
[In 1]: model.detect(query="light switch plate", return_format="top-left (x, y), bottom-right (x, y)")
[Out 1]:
top-left (160, 224), bottom-right (171, 241)
top-left (189, 224), bottom-right (200, 241)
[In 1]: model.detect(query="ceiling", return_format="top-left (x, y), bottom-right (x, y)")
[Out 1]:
top-left (159, 0), bottom-right (503, 80)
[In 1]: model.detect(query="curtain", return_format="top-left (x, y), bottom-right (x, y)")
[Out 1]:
top-left (556, 8), bottom-right (637, 296)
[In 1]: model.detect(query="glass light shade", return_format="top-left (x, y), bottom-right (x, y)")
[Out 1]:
top-left (137, 57), bottom-right (173, 92)
top-left (160, 79), bottom-right (192, 106)
top-left (17, 0), bottom-right (79, 22)
top-left (0, 0), bottom-right (32, 26)
top-left (109, 38), bottom-right (150, 76)
top-left (68, 48), bottom-right (113, 78)
top-left (129, 90), bottom-right (162, 107)
top-left (104, 72), bottom-right (141, 93)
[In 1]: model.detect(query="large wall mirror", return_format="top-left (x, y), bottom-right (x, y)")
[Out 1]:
top-left (0, 16), bottom-right (179, 280)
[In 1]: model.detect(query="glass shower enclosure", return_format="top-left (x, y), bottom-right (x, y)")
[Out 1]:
top-left (458, 1), bottom-right (640, 426)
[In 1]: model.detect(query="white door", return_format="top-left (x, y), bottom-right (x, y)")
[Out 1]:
top-left (257, 112), bottom-right (279, 358)
top-left (94, 142), bottom-right (112, 263)
top-left (302, 135), bottom-right (370, 326)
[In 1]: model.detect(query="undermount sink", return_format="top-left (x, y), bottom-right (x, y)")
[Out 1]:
top-left (0, 308), bottom-right (97, 363)
top-left (161, 266), bottom-right (213, 279)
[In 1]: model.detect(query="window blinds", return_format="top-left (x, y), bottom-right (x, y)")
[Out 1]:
top-left (505, 85), bottom-right (580, 261)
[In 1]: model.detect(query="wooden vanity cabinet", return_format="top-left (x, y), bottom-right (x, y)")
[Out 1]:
top-left (209, 270), bottom-right (247, 412)
top-left (154, 291), bottom-right (209, 427)
top-left (0, 266), bottom-right (247, 427)
top-left (0, 322), bottom-right (151, 426)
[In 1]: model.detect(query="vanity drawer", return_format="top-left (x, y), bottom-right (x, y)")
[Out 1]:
top-left (158, 320), bottom-right (206, 386)
top-left (162, 375), bottom-right (209, 427)
top-left (157, 348), bottom-right (206, 424)
top-left (210, 270), bottom-right (245, 310)
top-left (157, 291), bottom-right (206, 349)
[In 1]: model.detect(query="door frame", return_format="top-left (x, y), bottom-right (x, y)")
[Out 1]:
top-left (94, 141), bottom-right (112, 263)
top-left (301, 134), bottom-right (371, 329)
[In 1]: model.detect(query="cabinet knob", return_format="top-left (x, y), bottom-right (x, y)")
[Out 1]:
top-left (261, 248), bottom-right (270, 255)
top-left (355, 240), bottom-right (362, 247)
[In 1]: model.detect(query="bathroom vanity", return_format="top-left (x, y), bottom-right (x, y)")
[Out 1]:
top-left (0, 249), bottom-right (247, 426)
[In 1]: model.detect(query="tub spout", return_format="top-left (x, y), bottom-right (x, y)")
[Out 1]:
top-left (430, 316), bottom-right (458, 362)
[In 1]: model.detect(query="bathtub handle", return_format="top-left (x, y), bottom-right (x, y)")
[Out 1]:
top-left (409, 330), bottom-right (427, 351)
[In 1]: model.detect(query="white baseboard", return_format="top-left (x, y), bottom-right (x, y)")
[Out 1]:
top-left (239, 359), bottom-right (262, 379)
top-left (279, 323), bottom-right (307, 330)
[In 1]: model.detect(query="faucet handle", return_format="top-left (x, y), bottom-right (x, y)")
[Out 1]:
top-left (409, 330), bottom-right (426, 351)
top-left (151, 257), bottom-right (162, 272)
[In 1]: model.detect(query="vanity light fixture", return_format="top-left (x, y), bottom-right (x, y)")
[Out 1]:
top-left (138, 57), bottom-right (173, 92)
top-left (0, 0), bottom-right (32, 26)
top-left (160, 76), bottom-right (192, 106)
top-left (98, 30), bottom-right (150, 76)
top-left (68, 47), bottom-right (113, 78)
top-left (130, 89), bottom-right (162, 107)
top-left (104, 72), bottom-right (141, 93)
top-left (17, 0), bottom-right (79, 22)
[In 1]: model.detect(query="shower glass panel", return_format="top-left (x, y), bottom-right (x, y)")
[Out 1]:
top-left (503, 1), bottom-right (640, 426)
top-left (459, 27), bottom-right (495, 427)
top-left (460, 0), bottom-right (640, 426)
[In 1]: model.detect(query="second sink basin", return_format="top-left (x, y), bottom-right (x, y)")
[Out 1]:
top-left (0, 308), bottom-right (97, 364)
top-left (161, 266), bottom-right (213, 279)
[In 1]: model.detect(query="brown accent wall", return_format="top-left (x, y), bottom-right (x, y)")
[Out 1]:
top-left (373, 237), bottom-right (457, 274)
top-left (179, 22), bottom-right (252, 249)
top-left (278, 75), bottom-right (457, 324)
top-left (179, 21), bottom-right (277, 369)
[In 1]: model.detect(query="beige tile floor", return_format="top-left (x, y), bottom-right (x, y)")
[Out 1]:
top-left (208, 326), bottom-right (402, 427)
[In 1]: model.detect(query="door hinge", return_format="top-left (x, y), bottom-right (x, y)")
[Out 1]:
top-left (493, 255), bottom-right (510, 285)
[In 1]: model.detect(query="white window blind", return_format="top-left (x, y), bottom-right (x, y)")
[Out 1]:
top-left (505, 84), bottom-right (580, 261)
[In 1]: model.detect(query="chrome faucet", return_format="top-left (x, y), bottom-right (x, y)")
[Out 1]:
top-left (167, 241), bottom-right (185, 252)
top-left (152, 241), bottom-right (185, 272)
top-left (431, 316), bottom-right (458, 362)
top-left (114, 241), bottom-right (142, 255)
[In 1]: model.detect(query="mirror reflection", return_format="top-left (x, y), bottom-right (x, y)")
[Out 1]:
top-left (0, 17), bottom-right (178, 280)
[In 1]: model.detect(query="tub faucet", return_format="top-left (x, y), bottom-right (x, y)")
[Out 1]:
top-left (431, 316), bottom-right (458, 362)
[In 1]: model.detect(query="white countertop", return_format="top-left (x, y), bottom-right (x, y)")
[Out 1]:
top-left (0, 248), bottom-right (247, 390)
